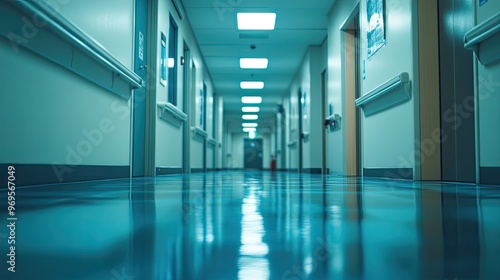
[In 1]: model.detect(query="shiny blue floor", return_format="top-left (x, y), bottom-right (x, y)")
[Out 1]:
top-left (1, 171), bottom-right (500, 279)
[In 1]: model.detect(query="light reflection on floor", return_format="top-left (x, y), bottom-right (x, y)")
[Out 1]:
top-left (0, 171), bottom-right (499, 279)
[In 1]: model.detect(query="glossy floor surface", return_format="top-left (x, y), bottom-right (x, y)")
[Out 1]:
top-left (1, 171), bottom-right (500, 279)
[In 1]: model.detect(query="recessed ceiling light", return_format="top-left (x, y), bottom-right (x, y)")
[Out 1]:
top-left (242, 114), bottom-right (259, 120)
top-left (242, 107), bottom-right (260, 113)
top-left (240, 58), bottom-right (268, 69)
top-left (243, 127), bottom-right (257, 132)
top-left (242, 123), bottom-right (258, 127)
top-left (241, 96), bottom-right (262, 104)
top-left (240, 81), bottom-right (264, 89)
top-left (237, 13), bottom-right (276, 30)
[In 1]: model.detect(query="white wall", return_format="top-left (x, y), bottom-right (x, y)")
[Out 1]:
top-left (52, 0), bottom-right (134, 68)
top-left (326, 0), bottom-right (359, 175)
top-left (325, 0), bottom-right (416, 175)
top-left (285, 43), bottom-right (327, 172)
top-left (154, 0), bottom-right (216, 171)
top-left (476, 1), bottom-right (500, 169)
top-left (289, 51), bottom-right (312, 169)
top-left (0, 0), bottom-right (134, 174)
top-left (230, 133), bottom-right (245, 169)
top-left (310, 43), bottom-right (328, 171)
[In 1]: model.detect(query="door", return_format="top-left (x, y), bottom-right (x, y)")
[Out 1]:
top-left (321, 69), bottom-right (328, 174)
top-left (182, 43), bottom-right (191, 173)
top-left (132, 0), bottom-right (148, 177)
top-left (438, 0), bottom-right (476, 182)
top-left (244, 138), bottom-right (263, 170)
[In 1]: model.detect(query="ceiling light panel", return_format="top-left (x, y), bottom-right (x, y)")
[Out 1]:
top-left (240, 58), bottom-right (268, 69)
top-left (242, 107), bottom-right (260, 113)
top-left (241, 96), bottom-right (262, 104)
top-left (242, 123), bottom-right (258, 127)
top-left (242, 114), bottom-right (259, 120)
top-left (243, 127), bottom-right (257, 132)
top-left (240, 81), bottom-right (264, 89)
top-left (237, 13), bottom-right (276, 30)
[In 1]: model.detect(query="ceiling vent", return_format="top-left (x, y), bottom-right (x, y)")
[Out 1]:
top-left (239, 32), bottom-right (270, 39)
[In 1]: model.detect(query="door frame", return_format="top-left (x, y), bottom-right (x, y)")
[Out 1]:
top-left (182, 41), bottom-right (191, 173)
top-left (321, 69), bottom-right (328, 174)
top-left (341, 4), bottom-right (361, 177)
top-left (131, 0), bottom-right (150, 177)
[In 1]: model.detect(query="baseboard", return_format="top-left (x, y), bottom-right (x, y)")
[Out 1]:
top-left (156, 167), bottom-right (183, 176)
top-left (363, 168), bottom-right (413, 180)
top-left (480, 167), bottom-right (500, 185)
top-left (191, 168), bottom-right (205, 173)
top-left (303, 168), bottom-right (322, 174)
top-left (0, 164), bottom-right (129, 187)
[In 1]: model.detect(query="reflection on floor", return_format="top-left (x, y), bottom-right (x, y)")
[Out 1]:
top-left (1, 171), bottom-right (499, 279)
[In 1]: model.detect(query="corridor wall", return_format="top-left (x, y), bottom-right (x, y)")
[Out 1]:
top-left (154, 0), bottom-right (216, 174)
top-left (475, 1), bottom-right (500, 185)
top-left (326, 0), bottom-right (359, 175)
top-left (325, 0), bottom-right (417, 178)
top-left (0, 0), bottom-right (135, 185)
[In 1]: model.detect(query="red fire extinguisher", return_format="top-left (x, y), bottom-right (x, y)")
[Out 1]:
top-left (271, 155), bottom-right (277, 172)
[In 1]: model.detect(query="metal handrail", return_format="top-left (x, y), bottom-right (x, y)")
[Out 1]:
top-left (10, 1), bottom-right (143, 89)
top-left (355, 72), bottom-right (410, 108)
top-left (158, 102), bottom-right (188, 121)
top-left (207, 138), bottom-right (217, 146)
top-left (191, 126), bottom-right (208, 138)
top-left (464, 11), bottom-right (500, 50)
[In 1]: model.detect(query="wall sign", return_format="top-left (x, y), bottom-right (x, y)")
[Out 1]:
top-left (138, 32), bottom-right (144, 61)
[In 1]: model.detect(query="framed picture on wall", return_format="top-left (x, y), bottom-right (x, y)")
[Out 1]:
top-left (367, 0), bottom-right (386, 59)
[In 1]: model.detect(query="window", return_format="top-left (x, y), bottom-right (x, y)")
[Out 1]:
top-left (199, 82), bottom-right (207, 129)
top-left (168, 16), bottom-right (178, 105)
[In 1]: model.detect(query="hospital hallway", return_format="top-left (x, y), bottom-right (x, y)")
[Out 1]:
top-left (1, 171), bottom-right (499, 280)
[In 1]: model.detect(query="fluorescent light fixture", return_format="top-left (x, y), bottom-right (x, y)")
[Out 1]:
top-left (241, 96), bottom-right (262, 104)
top-left (242, 107), bottom-right (260, 113)
top-left (242, 123), bottom-right (258, 127)
top-left (237, 13), bottom-right (276, 30)
top-left (242, 114), bottom-right (258, 120)
top-left (240, 58), bottom-right (268, 69)
top-left (249, 131), bottom-right (256, 139)
top-left (243, 127), bottom-right (257, 132)
top-left (240, 81), bottom-right (264, 89)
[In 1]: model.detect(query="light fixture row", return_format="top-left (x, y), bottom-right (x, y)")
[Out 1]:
top-left (237, 13), bottom-right (276, 137)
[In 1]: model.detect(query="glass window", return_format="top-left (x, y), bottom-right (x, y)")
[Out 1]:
top-left (168, 16), bottom-right (178, 105)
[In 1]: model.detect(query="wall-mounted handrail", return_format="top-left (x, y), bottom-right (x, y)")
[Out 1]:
top-left (10, 1), bottom-right (143, 89)
top-left (464, 11), bottom-right (500, 65)
top-left (191, 126), bottom-right (208, 138)
top-left (464, 12), bottom-right (500, 49)
top-left (287, 140), bottom-right (297, 148)
top-left (207, 138), bottom-right (217, 146)
top-left (355, 72), bottom-right (410, 107)
top-left (157, 102), bottom-right (187, 122)
top-left (355, 72), bottom-right (411, 116)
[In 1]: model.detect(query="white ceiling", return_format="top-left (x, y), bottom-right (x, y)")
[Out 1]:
top-left (180, 0), bottom-right (335, 130)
